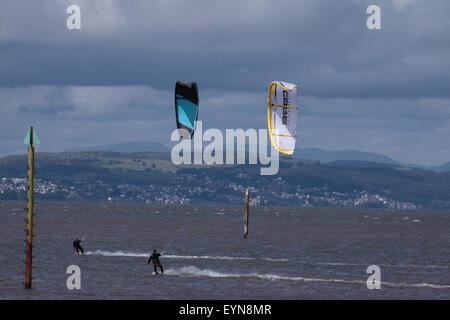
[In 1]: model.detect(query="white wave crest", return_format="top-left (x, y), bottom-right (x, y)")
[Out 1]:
top-left (85, 250), bottom-right (148, 257)
top-left (311, 261), bottom-right (449, 269)
top-left (165, 266), bottom-right (450, 289)
top-left (84, 250), bottom-right (287, 262)
top-left (84, 251), bottom-right (448, 269)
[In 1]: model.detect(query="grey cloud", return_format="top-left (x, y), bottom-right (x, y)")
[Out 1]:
top-left (0, 0), bottom-right (449, 98)
top-left (1, 85), bottom-right (449, 166)
top-left (18, 104), bottom-right (74, 115)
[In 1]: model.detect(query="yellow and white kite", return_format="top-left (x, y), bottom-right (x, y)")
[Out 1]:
top-left (267, 81), bottom-right (298, 156)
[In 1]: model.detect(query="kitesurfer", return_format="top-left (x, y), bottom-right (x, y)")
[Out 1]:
top-left (148, 249), bottom-right (164, 275)
top-left (73, 237), bottom-right (84, 255)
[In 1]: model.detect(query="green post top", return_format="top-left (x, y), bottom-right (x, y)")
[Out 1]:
top-left (23, 127), bottom-right (40, 145)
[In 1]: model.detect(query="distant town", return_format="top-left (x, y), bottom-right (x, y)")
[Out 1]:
top-left (0, 151), bottom-right (448, 210)
top-left (0, 175), bottom-right (420, 210)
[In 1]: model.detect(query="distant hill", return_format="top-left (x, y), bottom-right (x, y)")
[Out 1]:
top-left (0, 151), bottom-right (449, 209)
top-left (295, 148), bottom-right (401, 165)
top-left (434, 161), bottom-right (450, 172)
top-left (65, 141), bottom-right (170, 153)
top-left (60, 140), bottom-right (450, 172)
top-left (65, 141), bottom-right (400, 165)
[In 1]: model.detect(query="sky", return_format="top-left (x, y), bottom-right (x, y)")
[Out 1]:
top-left (0, 0), bottom-right (449, 166)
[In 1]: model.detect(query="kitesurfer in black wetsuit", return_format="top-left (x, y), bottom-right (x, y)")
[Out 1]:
top-left (73, 237), bottom-right (84, 255)
top-left (148, 249), bottom-right (164, 274)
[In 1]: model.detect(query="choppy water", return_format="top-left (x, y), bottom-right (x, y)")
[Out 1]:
top-left (0, 201), bottom-right (449, 299)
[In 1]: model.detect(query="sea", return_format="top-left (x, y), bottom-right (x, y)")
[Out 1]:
top-left (0, 201), bottom-right (448, 299)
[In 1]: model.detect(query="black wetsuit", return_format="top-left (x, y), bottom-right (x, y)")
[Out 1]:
top-left (148, 253), bottom-right (164, 274)
top-left (73, 239), bottom-right (83, 254)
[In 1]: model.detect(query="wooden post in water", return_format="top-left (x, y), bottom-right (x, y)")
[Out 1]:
top-left (244, 189), bottom-right (249, 239)
top-left (24, 126), bottom-right (39, 289)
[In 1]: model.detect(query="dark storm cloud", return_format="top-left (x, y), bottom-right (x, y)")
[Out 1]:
top-left (1, 0), bottom-right (449, 98)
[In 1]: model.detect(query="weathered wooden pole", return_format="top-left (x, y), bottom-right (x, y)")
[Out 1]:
top-left (244, 189), bottom-right (249, 239)
top-left (24, 126), bottom-right (39, 289)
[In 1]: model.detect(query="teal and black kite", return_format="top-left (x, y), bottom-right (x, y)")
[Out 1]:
top-left (175, 81), bottom-right (199, 139)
